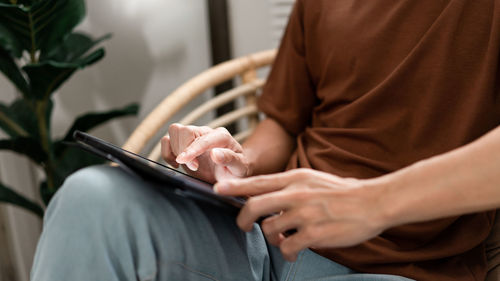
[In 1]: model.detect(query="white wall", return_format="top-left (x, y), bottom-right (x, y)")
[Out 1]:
top-left (228, 0), bottom-right (294, 57)
top-left (58, 0), bottom-right (212, 145)
top-left (0, 1), bottom-right (211, 280)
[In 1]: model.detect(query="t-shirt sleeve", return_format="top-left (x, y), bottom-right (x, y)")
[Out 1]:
top-left (257, 0), bottom-right (317, 136)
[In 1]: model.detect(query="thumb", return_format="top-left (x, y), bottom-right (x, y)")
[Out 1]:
top-left (210, 148), bottom-right (248, 177)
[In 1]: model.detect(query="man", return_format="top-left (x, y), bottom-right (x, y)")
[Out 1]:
top-left (32, 1), bottom-right (499, 280)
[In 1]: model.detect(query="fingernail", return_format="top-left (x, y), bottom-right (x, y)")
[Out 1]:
top-left (176, 152), bottom-right (186, 162)
top-left (212, 148), bottom-right (225, 162)
top-left (186, 161), bottom-right (198, 171)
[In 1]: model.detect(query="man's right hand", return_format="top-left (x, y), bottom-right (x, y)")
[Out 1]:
top-left (161, 123), bottom-right (251, 183)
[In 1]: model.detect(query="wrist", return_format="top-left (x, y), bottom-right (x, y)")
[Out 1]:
top-left (369, 161), bottom-right (433, 230)
top-left (364, 175), bottom-right (404, 231)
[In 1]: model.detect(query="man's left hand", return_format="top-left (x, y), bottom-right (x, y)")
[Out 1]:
top-left (214, 168), bottom-right (388, 261)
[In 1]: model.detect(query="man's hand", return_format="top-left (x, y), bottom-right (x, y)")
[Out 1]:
top-left (214, 168), bottom-right (388, 261)
top-left (161, 124), bottom-right (250, 183)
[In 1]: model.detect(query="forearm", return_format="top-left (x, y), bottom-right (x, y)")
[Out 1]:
top-left (376, 125), bottom-right (500, 228)
top-left (242, 118), bottom-right (296, 176)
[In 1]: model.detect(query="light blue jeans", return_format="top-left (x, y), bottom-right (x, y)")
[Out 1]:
top-left (30, 165), bottom-right (413, 281)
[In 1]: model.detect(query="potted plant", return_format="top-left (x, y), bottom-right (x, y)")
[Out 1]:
top-left (0, 0), bottom-right (139, 217)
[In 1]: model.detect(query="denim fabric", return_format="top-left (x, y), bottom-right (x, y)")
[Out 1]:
top-left (31, 165), bottom-right (413, 281)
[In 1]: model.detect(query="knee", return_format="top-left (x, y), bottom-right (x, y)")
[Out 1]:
top-left (54, 165), bottom-right (121, 205)
top-left (46, 165), bottom-right (150, 219)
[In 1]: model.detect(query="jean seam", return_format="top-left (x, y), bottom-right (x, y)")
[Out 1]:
top-left (292, 251), bottom-right (305, 281)
top-left (304, 274), bottom-right (416, 281)
top-left (285, 249), bottom-right (303, 281)
top-left (170, 261), bottom-right (221, 281)
top-left (139, 271), bottom-right (157, 281)
top-left (289, 251), bottom-right (305, 281)
top-left (283, 259), bottom-right (295, 281)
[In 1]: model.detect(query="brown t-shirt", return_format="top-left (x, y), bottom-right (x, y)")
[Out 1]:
top-left (258, 1), bottom-right (499, 280)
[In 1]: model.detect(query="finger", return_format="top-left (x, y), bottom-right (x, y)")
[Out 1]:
top-left (263, 228), bottom-right (284, 247)
top-left (261, 214), bottom-right (299, 246)
top-left (237, 191), bottom-right (298, 231)
top-left (214, 169), bottom-right (304, 196)
top-left (160, 136), bottom-right (179, 168)
top-left (177, 128), bottom-right (240, 164)
top-left (279, 226), bottom-right (318, 262)
top-left (168, 123), bottom-right (196, 156)
top-left (259, 214), bottom-right (281, 245)
top-left (185, 158), bottom-right (199, 171)
top-left (210, 148), bottom-right (248, 177)
top-left (261, 209), bottom-right (303, 242)
top-left (213, 164), bottom-right (240, 182)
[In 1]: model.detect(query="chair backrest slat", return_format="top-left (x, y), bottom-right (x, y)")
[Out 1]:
top-left (206, 104), bottom-right (258, 129)
top-left (179, 79), bottom-right (264, 126)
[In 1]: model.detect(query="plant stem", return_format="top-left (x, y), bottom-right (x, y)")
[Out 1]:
top-left (36, 100), bottom-right (55, 190)
top-left (27, 12), bottom-right (37, 63)
top-left (0, 111), bottom-right (29, 137)
top-left (44, 164), bottom-right (55, 191)
top-left (36, 102), bottom-right (48, 151)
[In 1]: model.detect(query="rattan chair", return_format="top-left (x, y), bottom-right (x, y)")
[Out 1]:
top-left (122, 49), bottom-right (499, 280)
top-left (123, 49), bottom-right (276, 161)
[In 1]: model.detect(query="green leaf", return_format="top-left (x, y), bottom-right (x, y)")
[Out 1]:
top-left (39, 181), bottom-right (53, 206)
top-left (0, 181), bottom-right (43, 217)
top-left (45, 142), bottom-right (105, 204)
top-left (51, 145), bottom-right (105, 189)
top-left (40, 32), bottom-right (111, 63)
top-left (0, 47), bottom-right (29, 95)
top-left (0, 99), bottom-right (37, 138)
top-left (0, 0), bottom-right (86, 57)
top-left (61, 103), bottom-right (139, 142)
top-left (43, 98), bottom-right (54, 142)
top-left (0, 105), bottom-right (28, 138)
top-left (0, 137), bottom-right (47, 164)
top-left (23, 62), bottom-right (75, 100)
top-left (48, 103), bottom-right (139, 199)
top-left (0, 1), bottom-right (38, 6)
top-left (0, 98), bottom-right (51, 141)
top-left (75, 48), bottom-right (105, 66)
top-left (23, 49), bottom-right (105, 100)
top-left (0, 24), bottom-right (22, 57)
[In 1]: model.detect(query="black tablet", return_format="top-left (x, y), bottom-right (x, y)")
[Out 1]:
top-left (73, 130), bottom-right (245, 213)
